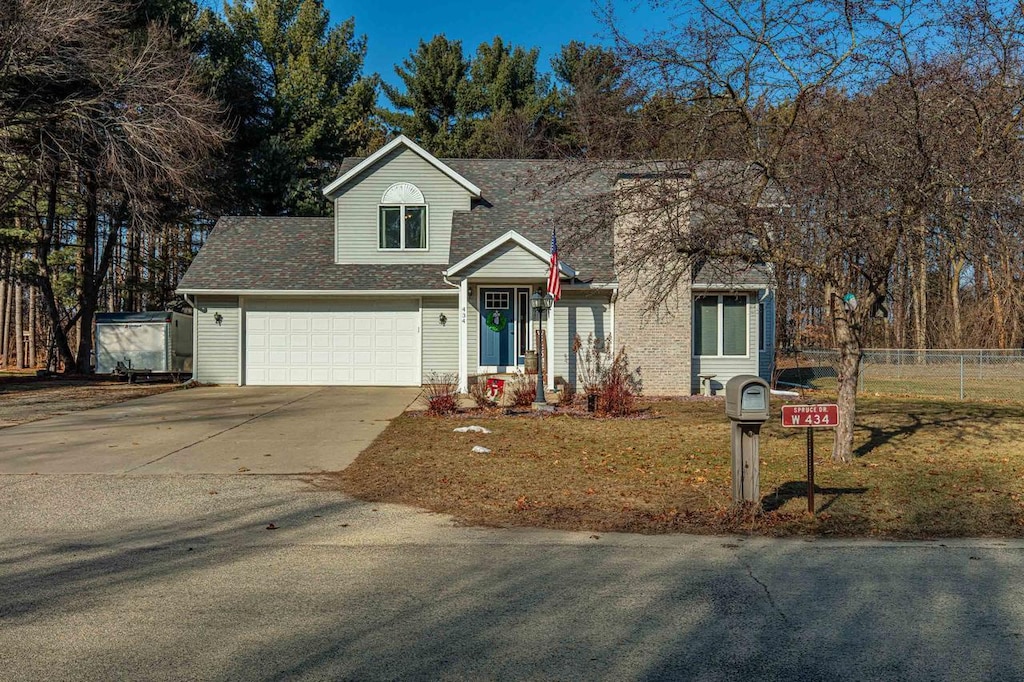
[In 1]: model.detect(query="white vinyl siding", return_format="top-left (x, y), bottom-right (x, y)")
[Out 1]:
top-left (421, 296), bottom-right (459, 381)
top-left (758, 291), bottom-right (776, 381)
top-left (335, 147), bottom-right (472, 264)
top-left (552, 292), bottom-right (612, 389)
top-left (244, 297), bottom-right (420, 386)
top-left (691, 293), bottom-right (759, 393)
top-left (195, 296), bottom-right (240, 384)
top-left (461, 243), bottom-right (549, 280)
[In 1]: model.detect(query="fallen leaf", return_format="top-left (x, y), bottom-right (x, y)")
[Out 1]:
top-left (266, 523), bottom-right (278, 530)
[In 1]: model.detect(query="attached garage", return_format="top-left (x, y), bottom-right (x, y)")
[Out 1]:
top-left (244, 298), bottom-right (420, 386)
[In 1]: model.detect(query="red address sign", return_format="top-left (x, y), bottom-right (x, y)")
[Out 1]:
top-left (781, 404), bottom-right (840, 428)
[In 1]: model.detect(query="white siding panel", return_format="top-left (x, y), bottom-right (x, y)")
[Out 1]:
top-left (421, 296), bottom-right (459, 381)
top-left (195, 296), bottom-right (239, 384)
top-left (461, 243), bottom-right (548, 279)
top-left (552, 292), bottom-right (612, 389)
top-left (758, 291), bottom-right (776, 381)
top-left (334, 147), bottom-right (473, 265)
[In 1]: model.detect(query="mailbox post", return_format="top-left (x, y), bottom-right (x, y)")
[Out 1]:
top-left (725, 375), bottom-right (771, 505)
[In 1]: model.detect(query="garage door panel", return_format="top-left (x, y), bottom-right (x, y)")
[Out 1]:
top-left (245, 299), bottom-right (420, 386)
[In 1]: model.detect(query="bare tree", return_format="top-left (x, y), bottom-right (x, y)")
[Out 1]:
top-left (0, 0), bottom-right (225, 372)
top-left (595, 0), bottom-right (1024, 461)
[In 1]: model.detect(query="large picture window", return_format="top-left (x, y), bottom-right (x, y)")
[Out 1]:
top-left (379, 205), bottom-right (427, 250)
top-left (693, 294), bottom-right (748, 356)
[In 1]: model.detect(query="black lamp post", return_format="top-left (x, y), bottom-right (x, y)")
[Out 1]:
top-left (531, 292), bottom-right (553, 406)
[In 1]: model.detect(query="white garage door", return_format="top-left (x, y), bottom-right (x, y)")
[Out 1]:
top-left (245, 298), bottom-right (420, 386)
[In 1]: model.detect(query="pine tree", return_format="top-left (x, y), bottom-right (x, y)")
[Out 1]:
top-left (202, 0), bottom-right (380, 215)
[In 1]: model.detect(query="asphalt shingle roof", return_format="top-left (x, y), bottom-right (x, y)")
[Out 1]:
top-left (179, 154), bottom-right (772, 292)
top-left (177, 216), bottom-right (450, 291)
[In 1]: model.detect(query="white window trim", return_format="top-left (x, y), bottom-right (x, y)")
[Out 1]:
top-left (378, 203), bottom-right (429, 251)
top-left (476, 285), bottom-right (534, 371)
top-left (693, 293), bottom-right (751, 359)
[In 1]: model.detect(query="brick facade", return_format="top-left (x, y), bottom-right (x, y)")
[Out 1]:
top-left (612, 177), bottom-right (694, 396)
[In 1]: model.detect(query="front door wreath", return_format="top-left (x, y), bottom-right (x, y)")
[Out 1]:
top-left (485, 310), bottom-right (508, 332)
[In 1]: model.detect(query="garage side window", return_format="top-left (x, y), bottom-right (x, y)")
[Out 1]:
top-left (380, 182), bottom-right (427, 250)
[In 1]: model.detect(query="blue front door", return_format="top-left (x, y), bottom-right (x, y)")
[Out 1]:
top-left (480, 287), bottom-right (515, 366)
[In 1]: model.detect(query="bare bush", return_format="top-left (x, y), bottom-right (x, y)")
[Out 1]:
top-left (422, 372), bottom-right (459, 415)
top-left (573, 333), bottom-right (611, 398)
top-left (506, 371), bottom-right (536, 408)
top-left (596, 347), bottom-right (642, 416)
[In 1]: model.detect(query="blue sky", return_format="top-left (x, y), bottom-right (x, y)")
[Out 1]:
top-left (324, 0), bottom-right (655, 89)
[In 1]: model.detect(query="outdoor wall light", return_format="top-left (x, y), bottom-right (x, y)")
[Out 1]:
top-left (439, 312), bottom-right (447, 326)
top-left (214, 312), bottom-right (223, 325)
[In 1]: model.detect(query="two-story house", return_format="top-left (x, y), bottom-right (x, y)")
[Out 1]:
top-left (177, 135), bottom-right (775, 395)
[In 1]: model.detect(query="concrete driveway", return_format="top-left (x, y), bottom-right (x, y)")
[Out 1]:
top-left (0, 385), bottom-right (420, 475)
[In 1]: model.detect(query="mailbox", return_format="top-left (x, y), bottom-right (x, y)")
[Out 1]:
top-left (723, 374), bottom-right (771, 506)
top-left (725, 375), bottom-right (770, 422)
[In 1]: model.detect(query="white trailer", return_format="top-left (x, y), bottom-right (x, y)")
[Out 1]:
top-left (95, 311), bottom-right (193, 377)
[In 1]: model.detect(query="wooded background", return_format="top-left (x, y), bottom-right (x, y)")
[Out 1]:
top-left (2, 0), bottom-right (1024, 380)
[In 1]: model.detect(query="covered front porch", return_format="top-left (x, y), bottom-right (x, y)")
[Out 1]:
top-left (444, 230), bottom-right (578, 393)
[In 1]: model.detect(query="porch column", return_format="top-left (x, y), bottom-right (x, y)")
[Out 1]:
top-left (458, 278), bottom-right (468, 392)
top-left (547, 296), bottom-right (556, 391)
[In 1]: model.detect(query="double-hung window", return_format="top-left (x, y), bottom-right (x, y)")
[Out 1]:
top-left (379, 205), bottom-right (427, 250)
top-left (694, 294), bottom-right (748, 356)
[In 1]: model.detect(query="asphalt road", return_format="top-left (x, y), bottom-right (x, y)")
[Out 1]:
top-left (2, 473), bottom-right (1023, 681)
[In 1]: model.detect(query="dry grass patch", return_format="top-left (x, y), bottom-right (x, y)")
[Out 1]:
top-left (0, 374), bottom-right (178, 427)
top-left (333, 397), bottom-right (1024, 538)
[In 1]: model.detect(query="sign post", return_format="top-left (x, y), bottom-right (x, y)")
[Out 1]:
top-left (781, 404), bottom-right (840, 514)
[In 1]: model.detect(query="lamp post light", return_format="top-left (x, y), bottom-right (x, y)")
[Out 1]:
top-left (530, 292), bottom-right (553, 407)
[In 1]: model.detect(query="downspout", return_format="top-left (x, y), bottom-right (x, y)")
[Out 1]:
top-left (183, 293), bottom-right (198, 384)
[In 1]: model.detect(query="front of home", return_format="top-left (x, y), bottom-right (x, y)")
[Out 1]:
top-left (177, 135), bottom-right (775, 395)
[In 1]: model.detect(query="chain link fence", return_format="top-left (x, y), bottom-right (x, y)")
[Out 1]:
top-left (778, 349), bottom-right (1024, 402)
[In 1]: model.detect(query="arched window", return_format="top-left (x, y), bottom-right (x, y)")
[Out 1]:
top-left (379, 182), bottom-right (427, 250)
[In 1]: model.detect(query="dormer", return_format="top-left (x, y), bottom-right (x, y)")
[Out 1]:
top-left (323, 135), bottom-right (481, 266)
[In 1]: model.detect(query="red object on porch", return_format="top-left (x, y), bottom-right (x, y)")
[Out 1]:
top-left (486, 378), bottom-right (505, 399)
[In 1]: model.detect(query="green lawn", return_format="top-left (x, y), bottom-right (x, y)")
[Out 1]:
top-left (333, 397), bottom-right (1024, 538)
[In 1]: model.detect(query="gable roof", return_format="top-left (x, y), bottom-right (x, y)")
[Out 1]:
top-left (331, 156), bottom-right (626, 282)
top-left (321, 135), bottom-right (482, 198)
top-left (177, 216), bottom-right (451, 293)
top-left (445, 230), bottom-right (577, 278)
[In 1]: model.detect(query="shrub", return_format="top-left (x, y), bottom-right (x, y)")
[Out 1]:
top-left (422, 372), bottom-right (459, 415)
top-left (507, 370), bottom-right (537, 408)
top-left (573, 333), bottom-right (611, 399)
top-left (596, 347), bottom-right (642, 416)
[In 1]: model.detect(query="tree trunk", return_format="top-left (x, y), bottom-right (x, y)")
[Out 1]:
top-left (14, 281), bottom-right (24, 369)
top-left (0, 254), bottom-right (8, 367)
top-left (983, 257), bottom-right (1006, 348)
top-left (912, 215), bottom-right (927, 351)
top-left (36, 169), bottom-right (77, 370)
top-left (28, 285), bottom-right (36, 368)
top-left (949, 255), bottom-right (964, 348)
top-left (832, 293), bottom-right (861, 463)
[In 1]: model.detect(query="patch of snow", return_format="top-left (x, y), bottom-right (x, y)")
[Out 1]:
top-left (454, 425), bottom-right (492, 433)
top-left (471, 445), bottom-right (492, 454)
top-left (771, 389), bottom-right (801, 397)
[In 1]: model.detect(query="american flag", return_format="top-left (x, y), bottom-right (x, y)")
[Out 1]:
top-left (547, 228), bottom-right (561, 302)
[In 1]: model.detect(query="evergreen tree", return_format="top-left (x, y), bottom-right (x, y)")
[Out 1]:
top-left (551, 41), bottom-right (637, 156)
top-left (463, 37), bottom-right (557, 158)
top-left (380, 35), bottom-right (472, 156)
top-left (201, 0), bottom-right (379, 215)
